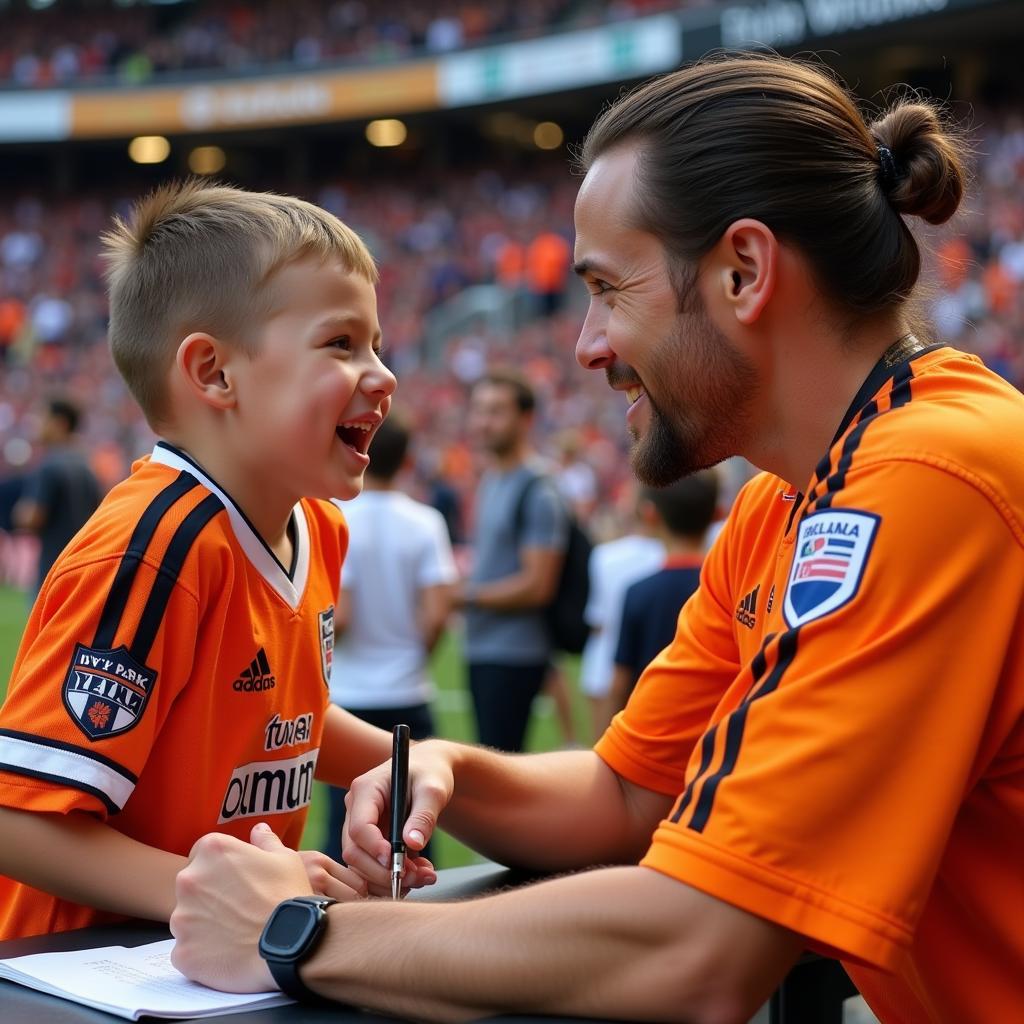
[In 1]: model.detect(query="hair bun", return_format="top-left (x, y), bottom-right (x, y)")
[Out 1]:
top-left (869, 101), bottom-right (966, 225)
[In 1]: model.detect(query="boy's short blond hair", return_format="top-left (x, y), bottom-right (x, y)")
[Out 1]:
top-left (102, 179), bottom-right (378, 428)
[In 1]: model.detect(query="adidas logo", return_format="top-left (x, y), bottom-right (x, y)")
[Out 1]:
top-left (233, 648), bottom-right (276, 692)
top-left (735, 585), bottom-right (759, 629)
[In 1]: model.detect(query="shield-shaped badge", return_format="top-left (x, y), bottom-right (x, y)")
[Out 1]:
top-left (783, 510), bottom-right (880, 628)
top-left (62, 643), bottom-right (158, 741)
top-left (318, 607), bottom-right (334, 686)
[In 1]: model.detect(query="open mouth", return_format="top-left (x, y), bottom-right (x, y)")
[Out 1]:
top-left (335, 421), bottom-right (374, 455)
top-left (625, 386), bottom-right (646, 406)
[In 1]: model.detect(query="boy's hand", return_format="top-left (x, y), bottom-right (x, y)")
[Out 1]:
top-left (342, 739), bottom-right (454, 890)
top-left (297, 850), bottom-right (368, 902)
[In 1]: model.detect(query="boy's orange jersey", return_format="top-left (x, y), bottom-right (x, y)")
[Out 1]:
top-left (0, 443), bottom-right (346, 940)
top-left (596, 346), bottom-right (1024, 1023)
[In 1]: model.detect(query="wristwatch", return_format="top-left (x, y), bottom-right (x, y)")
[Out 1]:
top-left (258, 895), bottom-right (338, 1004)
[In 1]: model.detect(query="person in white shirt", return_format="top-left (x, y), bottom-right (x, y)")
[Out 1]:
top-left (324, 411), bottom-right (457, 862)
top-left (578, 489), bottom-right (664, 738)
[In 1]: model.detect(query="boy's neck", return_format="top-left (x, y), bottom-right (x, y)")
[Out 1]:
top-left (161, 437), bottom-right (297, 560)
top-left (362, 476), bottom-right (396, 492)
top-left (661, 534), bottom-right (705, 558)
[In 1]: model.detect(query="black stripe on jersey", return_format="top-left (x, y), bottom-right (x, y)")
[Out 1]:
top-left (0, 728), bottom-right (139, 783)
top-left (687, 628), bottom-right (800, 833)
top-left (813, 398), bottom-right (880, 513)
top-left (92, 472), bottom-right (200, 650)
top-left (129, 494), bottom-right (224, 665)
top-left (670, 639), bottom-right (772, 825)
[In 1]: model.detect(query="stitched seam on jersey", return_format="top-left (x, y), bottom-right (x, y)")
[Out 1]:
top-left (0, 727), bottom-right (137, 781)
top-left (0, 769), bottom-right (121, 816)
top-left (93, 472), bottom-right (200, 649)
top-left (594, 731), bottom-right (689, 797)
top-left (651, 830), bottom-right (914, 940)
top-left (671, 638), bottom-right (772, 825)
top-left (130, 493), bottom-right (224, 664)
top-left (837, 453), bottom-right (1024, 550)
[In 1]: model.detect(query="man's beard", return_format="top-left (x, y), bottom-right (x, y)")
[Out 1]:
top-left (623, 308), bottom-right (758, 487)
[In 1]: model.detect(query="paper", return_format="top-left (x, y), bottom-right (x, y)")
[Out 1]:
top-left (0, 938), bottom-right (293, 1020)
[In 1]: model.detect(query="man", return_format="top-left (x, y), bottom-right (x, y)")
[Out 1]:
top-left (607, 472), bottom-right (718, 719)
top-left (170, 55), bottom-right (1023, 1023)
top-left (13, 396), bottom-right (100, 595)
top-left (323, 411), bottom-right (457, 863)
top-left (460, 369), bottom-right (569, 752)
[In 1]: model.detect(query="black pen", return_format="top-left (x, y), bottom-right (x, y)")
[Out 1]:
top-left (389, 723), bottom-right (411, 900)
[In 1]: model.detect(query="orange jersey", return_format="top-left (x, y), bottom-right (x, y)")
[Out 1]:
top-left (0, 443), bottom-right (346, 940)
top-left (596, 345), bottom-right (1024, 1023)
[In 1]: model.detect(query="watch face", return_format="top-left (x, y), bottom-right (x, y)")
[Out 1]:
top-left (261, 901), bottom-right (319, 958)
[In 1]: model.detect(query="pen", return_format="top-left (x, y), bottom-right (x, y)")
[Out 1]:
top-left (389, 723), bottom-right (411, 901)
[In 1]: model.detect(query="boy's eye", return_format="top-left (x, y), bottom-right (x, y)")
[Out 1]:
top-left (329, 336), bottom-right (352, 350)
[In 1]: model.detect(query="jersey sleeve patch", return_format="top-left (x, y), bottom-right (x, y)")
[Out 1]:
top-left (783, 510), bottom-right (880, 628)
top-left (62, 643), bottom-right (158, 742)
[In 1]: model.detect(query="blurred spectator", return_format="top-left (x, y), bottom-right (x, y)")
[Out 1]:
top-left (579, 487), bottom-right (665, 739)
top-left (459, 369), bottom-right (568, 752)
top-left (608, 471), bottom-right (720, 717)
top-left (12, 397), bottom-right (101, 597)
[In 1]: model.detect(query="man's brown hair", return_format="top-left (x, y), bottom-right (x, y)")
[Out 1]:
top-left (102, 179), bottom-right (377, 428)
top-left (581, 53), bottom-right (966, 318)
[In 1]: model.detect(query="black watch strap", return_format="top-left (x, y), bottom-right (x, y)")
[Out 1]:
top-left (260, 896), bottom-right (338, 1005)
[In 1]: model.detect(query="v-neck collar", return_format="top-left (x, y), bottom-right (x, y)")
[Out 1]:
top-left (151, 442), bottom-right (310, 610)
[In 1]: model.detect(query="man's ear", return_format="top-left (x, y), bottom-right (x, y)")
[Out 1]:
top-left (175, 333), bottom-right (237, 410)
top-left (709, 219), bottom-right (778, 326)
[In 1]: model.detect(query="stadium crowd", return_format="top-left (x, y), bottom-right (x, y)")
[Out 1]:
top-left (0, 0), bottom-right (686, 88)
top-left (0, 109), bottom-right (1021, 564)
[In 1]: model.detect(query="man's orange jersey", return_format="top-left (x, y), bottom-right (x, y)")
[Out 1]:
top-left (0, 443), bottom-right (345, 940)
top-left (596, 345), bottom-right (1024, 1023)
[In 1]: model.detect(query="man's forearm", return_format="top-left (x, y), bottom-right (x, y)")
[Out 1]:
top-left (436, 744), bottom-right (670, 870)
top-left (0, 806), bottom-right (184, 920)
top-left (306, 866), bottom-right (798, 1024)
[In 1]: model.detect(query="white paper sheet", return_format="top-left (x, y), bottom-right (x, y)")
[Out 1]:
top-left (0, 938), bottom-right (293, 1020)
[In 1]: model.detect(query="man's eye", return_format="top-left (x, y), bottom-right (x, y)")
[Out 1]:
top-left (592, 279), bottom-right (613, 295)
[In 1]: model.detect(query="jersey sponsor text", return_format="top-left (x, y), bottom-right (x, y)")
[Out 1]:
top-left (218, 748), bottom-right (318, 823)
top-left (264, 712), bottom-right (314, 751)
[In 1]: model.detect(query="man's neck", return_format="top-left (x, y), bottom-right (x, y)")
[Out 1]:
top-left (741, 313), bottom-right (914, 489)
top-left (490, 443), bottom-right (530, 472)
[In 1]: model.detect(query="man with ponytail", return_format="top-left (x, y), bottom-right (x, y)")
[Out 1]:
top-left (172, 54), bottom-right (1023, 1024)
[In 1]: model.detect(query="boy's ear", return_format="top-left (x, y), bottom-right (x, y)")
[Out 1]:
top-left (176, 332), bottom-right (237, 410)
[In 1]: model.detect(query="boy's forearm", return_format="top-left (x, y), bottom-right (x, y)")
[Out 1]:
top-left (315, 704), bottom-right (394, 788)
top-left (0, 806), bottom-right (185, 921)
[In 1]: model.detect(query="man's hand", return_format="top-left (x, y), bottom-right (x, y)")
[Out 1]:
top-left (342, 739), bottom-right (455, 890)
top-left (171, 824), bottom-right (322, 993)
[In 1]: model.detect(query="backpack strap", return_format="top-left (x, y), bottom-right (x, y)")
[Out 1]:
top-left (511, 472), bottom-right (543, 546)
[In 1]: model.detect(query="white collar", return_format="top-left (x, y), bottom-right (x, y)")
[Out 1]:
top-left (151, 443), bottom-right (310, 610)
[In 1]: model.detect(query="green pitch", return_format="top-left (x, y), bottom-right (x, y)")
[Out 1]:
top-left (0, 587), bottom-right (587, 870)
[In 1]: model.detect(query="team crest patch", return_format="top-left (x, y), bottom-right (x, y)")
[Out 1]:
top-left (62, 643), bottom-right (157, 741)
top-left (784, 510), bottom-right (880, 628)
top-left (318, 607), bottom-right (334, 686)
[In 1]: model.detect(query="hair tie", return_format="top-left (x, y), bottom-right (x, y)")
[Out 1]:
top-left (877, 145), bottom-right (900, 193)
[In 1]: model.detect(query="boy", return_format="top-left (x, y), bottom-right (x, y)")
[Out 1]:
top-left (608, 471), bottom-right (718, 718)
top-left (0, 179), bottom-right (422, 940)
top-left (325, 411), bottom-right (457, 862)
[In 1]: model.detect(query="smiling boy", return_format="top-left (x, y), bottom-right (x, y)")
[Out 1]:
top-left (0, 180), bottom-right (422, 939)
